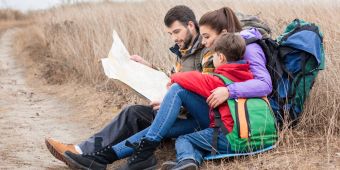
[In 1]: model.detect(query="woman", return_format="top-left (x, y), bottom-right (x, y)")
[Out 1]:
top-left (200, 8), bottom-right (272, 108)
top-left (63, 7), bottom-right (272, 170)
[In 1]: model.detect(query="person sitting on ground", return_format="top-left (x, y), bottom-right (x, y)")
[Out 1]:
top-left (45, 5), bottom-right (214, 165)
top-left (161, 31), bottom-right (278, 170)
top-left (161, 32), bottom-right (251, 169)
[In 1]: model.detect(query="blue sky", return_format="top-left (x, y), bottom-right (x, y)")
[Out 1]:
top-left (0, 0), bottom-right (64, 11)
top-left (0, 0), bottom-right (133, 12)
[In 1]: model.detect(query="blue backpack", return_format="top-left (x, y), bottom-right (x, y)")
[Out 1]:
top-left (246, 19), bottom-right (325, 127)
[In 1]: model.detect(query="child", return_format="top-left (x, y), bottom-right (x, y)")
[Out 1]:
top-left (163, 32), bottom-right (253, 169)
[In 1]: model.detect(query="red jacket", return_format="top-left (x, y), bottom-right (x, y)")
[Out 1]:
top-left (170, 62), bottom-right (253, 132)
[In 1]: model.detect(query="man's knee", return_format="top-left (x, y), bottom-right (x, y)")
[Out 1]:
top-left (124, 105), bottom-right (152, 115)
top-left (119, 104), bottom-right (154, 123)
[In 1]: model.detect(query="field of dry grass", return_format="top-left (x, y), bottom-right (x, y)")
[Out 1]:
top-left (0, 9), bottom-right (32, 33)
top-left (4, 0), bottom-right (340, 169)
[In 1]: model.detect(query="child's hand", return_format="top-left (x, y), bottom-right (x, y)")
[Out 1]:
top-left (150, 100), bottom-right (161, 110)
top-left (207, 87), bottom-right (230, 108)
top-left (166, 81), bottom-right (173, 89)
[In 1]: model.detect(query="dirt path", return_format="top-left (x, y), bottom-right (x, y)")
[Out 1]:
top-left (0, 29), bottom-right (91, 169)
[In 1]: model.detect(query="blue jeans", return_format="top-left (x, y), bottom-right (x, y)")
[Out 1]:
top-left (175, 128), bottom-right (232, 164)
top-left (112, 84), bottom-right (210, 158)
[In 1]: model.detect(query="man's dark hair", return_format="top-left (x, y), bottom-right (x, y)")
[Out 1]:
top-left (164, 5), bottom-right (199, 31)
top-left (212, 33), bottom-right (246, 62)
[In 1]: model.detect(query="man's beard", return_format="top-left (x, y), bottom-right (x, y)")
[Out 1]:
top-left (181, 28), bottom-right (194, 50)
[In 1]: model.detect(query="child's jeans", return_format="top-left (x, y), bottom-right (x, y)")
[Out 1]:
top-left (175, 128), bottom-right (233, 164)
top-left (112, 83), bottom-right (210, 158)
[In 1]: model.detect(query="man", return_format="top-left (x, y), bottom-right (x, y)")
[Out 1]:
top-left (45, 5), bottom-right (212, 167)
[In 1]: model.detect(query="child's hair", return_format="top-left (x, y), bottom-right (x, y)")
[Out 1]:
top-left (211, 32), bottom-right (246, 62)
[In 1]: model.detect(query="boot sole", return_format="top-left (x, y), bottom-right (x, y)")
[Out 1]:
top-left (45, 139), bottom-right (67, 163)
top-left (63, 153), bottom-right (107, 170)
top-left (142, 165), bottom-right (157, 170)
top-left (161, 161), bottom-right (176, 170)
top-left (172, 163), bottom-right (198, 170)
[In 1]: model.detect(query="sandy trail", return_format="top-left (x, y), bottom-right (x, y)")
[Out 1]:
top-left (0, 29), bottom-right (91, 169)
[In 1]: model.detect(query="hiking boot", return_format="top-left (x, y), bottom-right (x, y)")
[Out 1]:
top-left (161, 161), bottom-right (177, 170)
top-left (171, 159), bottom-right (198, 170)
top-left (45, 138), bottom-right (79, 163)
top-left (64, 145), bottom-right (118, 170)
top-left (118, 138), bottom-right (160, 170)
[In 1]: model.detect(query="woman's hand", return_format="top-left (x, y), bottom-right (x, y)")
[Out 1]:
top-left (207, 87), bottom-right (230, 108)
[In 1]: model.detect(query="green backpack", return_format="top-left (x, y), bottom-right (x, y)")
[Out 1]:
top-left (211, 74), bottom-right (278, 154)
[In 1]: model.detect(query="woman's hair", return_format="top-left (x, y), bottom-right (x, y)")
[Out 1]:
top-left (199, 7), bottom-right (242, 34)
top-left (212, 33), bottom-right (246, 62)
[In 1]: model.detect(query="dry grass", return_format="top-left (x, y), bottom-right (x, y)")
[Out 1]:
top-left (0, 9), bottom-right (33, 33)
top-left (0, 9), bottom-right (26, 20)
top-left (8, 0), bottom-right (340, 169)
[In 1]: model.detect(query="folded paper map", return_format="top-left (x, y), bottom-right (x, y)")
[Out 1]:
top-left (101, 30), bottom-right (170, 101)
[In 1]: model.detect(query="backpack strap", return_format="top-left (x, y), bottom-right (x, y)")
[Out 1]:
top-left (211, 98), bottom-right (252, 155)
top-left (211, 108), bottom-right (229, 155)
top-left (245, 37), bottom-right (260, 45)
top-left (245, 37), bottom-right (284, 94)
top-left (210, 73), bottom-right (233, 155)
top-left (236, 99), bottom-right (250, 139)
top-left (287, 52), bottom-right (314, 125)
top-left (211, 73), bottom-right (233, 85)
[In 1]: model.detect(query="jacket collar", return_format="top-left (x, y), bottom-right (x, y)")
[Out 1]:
top-left (169, 35), bottom-right (203, 58)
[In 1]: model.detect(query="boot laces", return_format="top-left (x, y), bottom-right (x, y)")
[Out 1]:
top-left (126, 140), bottom-right (144, 163)
top-left (83, 145), bottom-right (111, 156)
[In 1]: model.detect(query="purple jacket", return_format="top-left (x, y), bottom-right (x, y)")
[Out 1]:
top-left (227, 28), bottom-right (272, 98)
